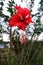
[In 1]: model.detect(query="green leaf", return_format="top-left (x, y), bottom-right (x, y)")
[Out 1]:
top-left (7, 7), bottom-right (13, 16)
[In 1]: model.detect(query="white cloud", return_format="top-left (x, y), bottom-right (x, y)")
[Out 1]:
top-left (14, 0), bottom-right (27, 8)
top-left (2, 0), bottom-right (10, 16)
top-left (38, 32), bottom-right (43, 41)
top-left (2, 33), bottom-right (10, 42)
top-left (31, 0), bottom-right (41, 15)
top-left (40, 15), bottom-right (43, 24)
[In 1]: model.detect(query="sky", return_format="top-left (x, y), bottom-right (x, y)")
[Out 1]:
top-left (2, 0), bottom-right (41, 16)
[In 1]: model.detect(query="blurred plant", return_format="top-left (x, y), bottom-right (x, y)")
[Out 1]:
top-left (0, 0), bottom-right (43, 65)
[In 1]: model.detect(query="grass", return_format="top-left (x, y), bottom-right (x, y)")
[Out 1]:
top-left (0, 41), bottom-right (43, 65)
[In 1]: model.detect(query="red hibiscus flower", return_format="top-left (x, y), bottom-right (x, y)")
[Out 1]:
top-left (14, 5), bottom-right (21, 10)
top-left (9, 5), bottom-right (33, 30)
top-left (14, 5), bottom-right (30, 18)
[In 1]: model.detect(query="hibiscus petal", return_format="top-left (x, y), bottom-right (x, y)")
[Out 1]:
top-left (25, 15), bottom-right (33, 25)
top-left (9, 5), bottom-right (33, 31)
top-left (18, 22), bottom-right (26, 30)
top-left (9, 13), bottom-right (20, 26)
top-left (17, 8), bottom-right (30, 19)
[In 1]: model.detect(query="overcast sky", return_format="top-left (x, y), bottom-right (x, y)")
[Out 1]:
top-left (2, 0), bottom-right (41, 16)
